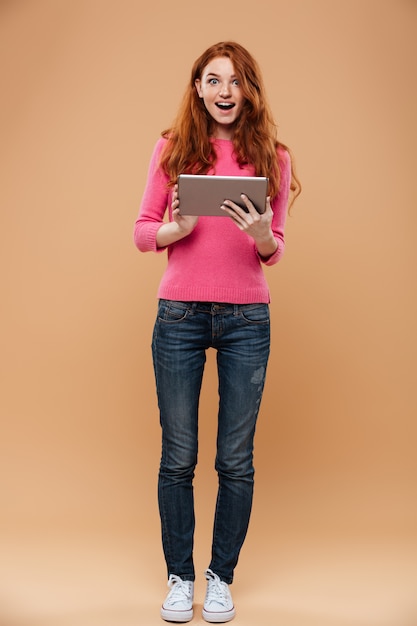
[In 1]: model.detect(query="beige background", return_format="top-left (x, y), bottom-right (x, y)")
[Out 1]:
top-left (1, 1), bottom-right (416, 625)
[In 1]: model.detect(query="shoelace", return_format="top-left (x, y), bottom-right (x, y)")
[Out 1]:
top-left (166, 575), bottom-right (193, 603)
top-left (205, 570), bottom-right (229, 605)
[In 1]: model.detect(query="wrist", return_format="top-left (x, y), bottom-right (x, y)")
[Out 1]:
top-left (255, 232), bottom-right (278, 257)
top-left (176, 222), bottom-right (193, 238)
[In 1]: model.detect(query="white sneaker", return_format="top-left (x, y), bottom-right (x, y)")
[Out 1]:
top-left (161, 574), bottom-right (194, 622)
top-left (202, 569), bottom-right (235, 623)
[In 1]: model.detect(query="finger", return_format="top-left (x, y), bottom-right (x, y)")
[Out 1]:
top-left (222, 199), bottom-right (250, 218)
top-left (221, 206), bottom-right (253, 232)
top-left (220, 202), bottom-right (247, 223)
top-left (225, 195), bottom-right (254, 215)
top-left (172, 197), bottom-right (180, 214)
top-left (223, 196), bottom-right (260, 220)
top-left (264, 196), bottom-right (273, 214)
top-left (239, 193), bottom-right (258, 215)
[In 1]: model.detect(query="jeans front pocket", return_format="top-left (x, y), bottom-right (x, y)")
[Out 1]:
top-left (239, 303), bottom-right (270, 325)
top-left (157, 299), bottom-right (191, 324)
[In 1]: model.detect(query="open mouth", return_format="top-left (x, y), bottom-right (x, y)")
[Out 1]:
top-left (215, 102), bottom-right (235, 111)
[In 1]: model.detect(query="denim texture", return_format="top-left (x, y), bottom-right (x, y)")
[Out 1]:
top-left (152, 300), bottom-right (270, 584)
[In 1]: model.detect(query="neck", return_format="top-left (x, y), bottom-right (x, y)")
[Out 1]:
top-left (212, 124), bottom-right (234, 140)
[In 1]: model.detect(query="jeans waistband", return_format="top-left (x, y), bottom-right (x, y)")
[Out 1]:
top-left (159, 299), bottom-right (266, 316)
top-left (193, 302), bottom-right (239, 315)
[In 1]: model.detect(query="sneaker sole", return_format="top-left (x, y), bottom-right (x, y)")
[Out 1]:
top-left (161, 606), bottom-right (194, 622)
top-left (202, 607), bottom-right (236, 623)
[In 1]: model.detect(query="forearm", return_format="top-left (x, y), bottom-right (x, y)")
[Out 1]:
top-left (155, 222), bottom-right (186, 248)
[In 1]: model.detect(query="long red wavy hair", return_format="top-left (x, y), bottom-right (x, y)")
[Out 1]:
top-left (159, 41), bottom-right (301, 204)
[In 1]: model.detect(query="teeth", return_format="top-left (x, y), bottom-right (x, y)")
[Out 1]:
top-left (217, 103), bottom-right (234, 109)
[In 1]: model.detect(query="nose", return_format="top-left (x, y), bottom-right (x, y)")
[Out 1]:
top-left (219, 83), bottom-right (231, 98)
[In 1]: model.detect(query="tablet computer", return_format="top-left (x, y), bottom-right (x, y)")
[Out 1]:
top-left (178, 174), bottom-right (268, 216)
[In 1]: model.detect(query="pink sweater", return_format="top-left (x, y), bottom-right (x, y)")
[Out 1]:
top-left (134, 137), bottom-right (291, 304)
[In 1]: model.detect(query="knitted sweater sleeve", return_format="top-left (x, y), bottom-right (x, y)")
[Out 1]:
top-left (258, 147), bottom-right (291, 266)
top-left (133, 138), bottom-right (170, 253)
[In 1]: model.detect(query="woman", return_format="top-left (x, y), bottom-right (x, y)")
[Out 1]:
top-left (134, 41), bottom-right (300, 623)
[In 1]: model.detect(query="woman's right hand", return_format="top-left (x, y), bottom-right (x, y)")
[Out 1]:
top-left (171, 184), bottom-right (199, 236)
top-left (155, 184), bottom-right (198, 248)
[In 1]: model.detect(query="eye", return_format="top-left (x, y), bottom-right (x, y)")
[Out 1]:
top-left (232, 79), bottom-right (240, 86)
top-left (208, 78), bottom-right (219, 85)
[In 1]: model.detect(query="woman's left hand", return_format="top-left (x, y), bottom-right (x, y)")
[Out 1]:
top-left (221, 195), bottom-right (278, 257)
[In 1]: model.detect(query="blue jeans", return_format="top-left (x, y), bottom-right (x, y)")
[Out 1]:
top-left (152, 300), bottom-right (270, 584)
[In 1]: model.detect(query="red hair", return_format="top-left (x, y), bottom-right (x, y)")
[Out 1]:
top-left (159, 41), bottom-right (300, 203)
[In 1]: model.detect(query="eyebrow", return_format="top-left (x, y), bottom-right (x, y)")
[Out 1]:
top-left (206, 72), bottom-right (237, 79)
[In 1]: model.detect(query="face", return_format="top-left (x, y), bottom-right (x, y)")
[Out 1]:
top-left (195, 56), bottom-right (244, 140)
